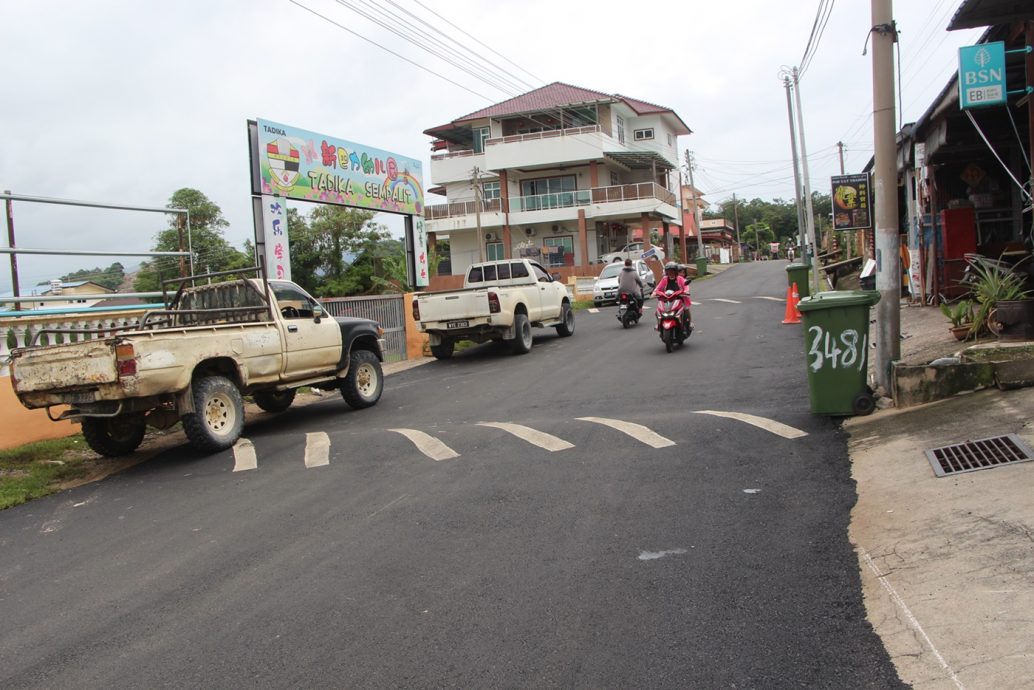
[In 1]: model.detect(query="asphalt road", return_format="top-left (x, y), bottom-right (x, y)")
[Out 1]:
top-left (0, 261), bottom-right (905, 688)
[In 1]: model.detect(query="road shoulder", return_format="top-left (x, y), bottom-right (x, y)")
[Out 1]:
top-left (845, 387), bottom-right (1034, 689)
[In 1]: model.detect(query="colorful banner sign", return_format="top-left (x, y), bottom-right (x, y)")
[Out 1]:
top-left (255, 119), bottom-right (424, 216)
top-left (831, 173), bottom-right (872, 231)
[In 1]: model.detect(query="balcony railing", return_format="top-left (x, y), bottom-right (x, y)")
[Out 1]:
top-left (485, 125), bottom-right (600, 147)
top-left (424, 183), bottom-right (676, 220)
top-left (425, 198), bottom-right (502, 220)
top-left (512, 182), bottom-right (676, 212)
top-left (430, 148), bottom-right (480, 162)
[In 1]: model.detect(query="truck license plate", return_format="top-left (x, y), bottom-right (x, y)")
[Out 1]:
top-left (446, 320), bottom-right (469, 329)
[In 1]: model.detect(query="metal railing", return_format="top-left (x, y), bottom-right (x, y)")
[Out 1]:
top-left (424, 182), bottom-right (676, 221)
top-left (319, 294), bottom-right (407, 363)
top-left (486, 125), bottom-right (600, 146)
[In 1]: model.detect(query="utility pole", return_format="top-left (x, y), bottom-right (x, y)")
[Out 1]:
top-left (732, 193), bottom-right (742, 261)
top-left (4, 190), bottom-right (21, 311)
top-left (792, 67), bottom-right (821, 296)
top-left (684, 150), bottom-right (705, 261)
top-left (871, 0), bottom-right (900, 393)
top-left (472, 166), bottom-right (484, 263)
top-left (837, 141), bottom-right (846, 174)
top-left (782, 76), bottom-right (807, 263)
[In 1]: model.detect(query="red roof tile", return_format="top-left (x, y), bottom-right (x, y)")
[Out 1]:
top-left (424, 82), bottom-right (690, 135)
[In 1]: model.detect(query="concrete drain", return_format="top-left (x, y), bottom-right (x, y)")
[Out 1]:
top-left (924, 434), bottom-right (1034, 477)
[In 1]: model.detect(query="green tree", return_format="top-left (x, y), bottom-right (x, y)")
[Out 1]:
top-left (742, 221), bottom-right (775, 257)
top-left (134, 189), bottom-right (248, 291)
top-left (59, 262), bottom-right (125, 290)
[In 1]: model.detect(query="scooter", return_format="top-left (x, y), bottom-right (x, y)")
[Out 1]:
top-left (616, 291), bottom-right (642, 328)
top-left (655, 288), bottom-right (692, 352)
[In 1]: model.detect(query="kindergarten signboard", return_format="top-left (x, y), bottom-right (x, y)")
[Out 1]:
top-left (252, 119), bottom-right (424, 215)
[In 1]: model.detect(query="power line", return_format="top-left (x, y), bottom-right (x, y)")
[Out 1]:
top-left (288, 0), bottom-right (495, 101)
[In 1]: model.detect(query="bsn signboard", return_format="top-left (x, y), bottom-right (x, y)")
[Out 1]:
top-left (958, 42), bottom-right (1006, 109)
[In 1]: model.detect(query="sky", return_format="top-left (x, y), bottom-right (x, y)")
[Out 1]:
top-left (0, 0), bottom-right (985, 292)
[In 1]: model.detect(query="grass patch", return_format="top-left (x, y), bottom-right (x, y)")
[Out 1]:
top-left (571, 298), bottom-right (594, 311)
top-left (0, 435), bottom-right (93, 510)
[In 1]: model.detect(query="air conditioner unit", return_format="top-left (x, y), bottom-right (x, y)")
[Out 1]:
top-left (484, 231), bottom-right (496, 242)
top-left (551, 225), bottom-right (562, 233)
top-left (524, 227), bottom-right (537, 237)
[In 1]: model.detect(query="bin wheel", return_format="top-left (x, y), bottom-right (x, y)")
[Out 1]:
top-left (851, 392), bottom-right (876, 416)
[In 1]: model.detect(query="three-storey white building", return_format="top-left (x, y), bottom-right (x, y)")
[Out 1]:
top-left (423, 82), bottom-right (691, 279)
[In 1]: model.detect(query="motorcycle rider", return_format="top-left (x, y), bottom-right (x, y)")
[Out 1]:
top-left (654, 261), bottom-right (692, 334)
top-left (616, 258), bottom-right (644, 314)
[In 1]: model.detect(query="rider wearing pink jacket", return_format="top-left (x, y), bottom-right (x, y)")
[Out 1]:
top-left (653, 262), bottom-right (692, 331)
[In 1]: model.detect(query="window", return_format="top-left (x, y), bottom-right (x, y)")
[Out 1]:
top-left (482, 264), bottom-right (497, 281)
top-left (633, 128), bottom-right (654, 141)
top-left (271, 282), bottom-right (318, 319)
top-left (482, 181), bottom-right (500, 200)
top-left (473, 126), bottom-right (490, 153)
top-left (510, 262), bottom-right (529, 278)
top-left (667, 133), bottom-right (673, 146)
top-left (616, 115), bottom-right (625, 144)
top-left (496, 262), bottom-right (511, 279)
top-left (544, 235), bottom-right (574, 268)
top-left (520, 175), bottom-right (577, 211)
top-left (531, 263), bottom-right (552, 283)
top-left (468, 266), bottom-right (483, 283)
top-left (487, 242), bottom-right (505, 261)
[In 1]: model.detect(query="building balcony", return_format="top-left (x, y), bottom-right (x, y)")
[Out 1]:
top-left (484, 125), bottom-right (606, 171)
top-left (428, 149), bottom-right (486, 185)
top-left (424, 182), bottom-right (679, 233)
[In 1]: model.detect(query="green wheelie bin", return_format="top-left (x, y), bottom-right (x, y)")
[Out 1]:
top-left (786, 263), bottom-right (811, 298)
top-left (694, 256), bottom-right (708, 277)
top-left (795, 290), bottom-right (881, 416)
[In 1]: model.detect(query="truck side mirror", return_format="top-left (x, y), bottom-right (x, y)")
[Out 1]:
top-left (313, 303), bottom-right (324, 322)
top-left (550, 272), bottom-right (561, 282)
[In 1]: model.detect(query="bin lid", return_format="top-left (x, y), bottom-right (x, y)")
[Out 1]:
top-left (796, 290), bottom-right (880, 312)
top-left (785, 263), bottom-right (810, 272)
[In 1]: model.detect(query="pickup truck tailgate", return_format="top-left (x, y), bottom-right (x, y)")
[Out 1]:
top-left (418, 291), bottom-right (491, 323)
top-left (12, 341), bottom-right (119, 393)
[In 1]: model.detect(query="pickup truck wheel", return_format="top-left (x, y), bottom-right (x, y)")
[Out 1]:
top-left (182, 375), bottom-right (245, 453)
top-left (341, 350), bottom-right (383, 409)
top-left (253, 389), bottom-right (296, 413)
top-left (509, 313), bottom-right (533, 354)
top-left (82, 414), bottom-right (146, 457)
top-left (555, 303), bottom-right (575, 337)
top-left (430, 339), bottom-right (454, 360)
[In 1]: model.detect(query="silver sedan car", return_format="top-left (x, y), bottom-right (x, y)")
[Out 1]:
top-left (592, 260), bottom-right (656, 306)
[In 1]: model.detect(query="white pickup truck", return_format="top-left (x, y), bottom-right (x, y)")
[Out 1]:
top-left (412, 258), bottom-right (575, 359)
top-left (9, 271), bottom-right (386, 456)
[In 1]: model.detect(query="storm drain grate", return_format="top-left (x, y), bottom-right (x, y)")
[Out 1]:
top-left (924, 434), bottom-right (1034, 477)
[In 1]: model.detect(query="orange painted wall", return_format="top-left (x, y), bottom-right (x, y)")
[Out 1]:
top-left (0, 377), bottom-right (78, 450)
top-left (403, 293), bottom-right (430, 360)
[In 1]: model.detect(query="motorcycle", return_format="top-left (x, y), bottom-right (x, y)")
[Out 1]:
top-left (616, 291), bottom-right (642, 328)
top-left (655, 288), bottom-right (692, 352)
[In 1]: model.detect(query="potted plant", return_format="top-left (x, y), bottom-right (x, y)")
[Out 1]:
top-left (966, 256), bottom-right (1032, 339)
top-left (940, 299), bottom-right (975, 340)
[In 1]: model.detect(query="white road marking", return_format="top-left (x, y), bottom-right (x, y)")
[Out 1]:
top-left (575, 417), bottom-right (675, 448)
top-left (476, 422), bottom-right (574, 452)
top-left (711, 298), bottom-right (742, 304)
top-left (388, 428), bottom-right (460, 461)
top-left (638, 548), bottom-right (688, 561)
top-left (232, 438), bottom-right (258, 472)
top-left (368, 494), bottom-right (409, 519)
top-left (694, 410), bottom-right (808, 439)
top-left (756, 296), bottom-right (785, 302)
top-left (304, 432), bottom-right (331, 468)
top-left (863, 551), bottom-right (964, 689)
top-left (587, 308), bottom-right (600, 313)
